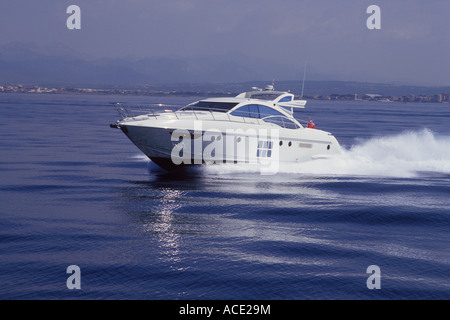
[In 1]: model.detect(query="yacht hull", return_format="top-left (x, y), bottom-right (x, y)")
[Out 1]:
top-left (118, 118), bottom-right (341, 172)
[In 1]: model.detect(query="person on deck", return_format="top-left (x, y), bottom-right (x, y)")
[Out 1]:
top-left (307, 118), bottom-right (316, 129)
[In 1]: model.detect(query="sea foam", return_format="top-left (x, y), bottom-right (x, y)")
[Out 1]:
top-left (139, 129), bottom-right (450, 178)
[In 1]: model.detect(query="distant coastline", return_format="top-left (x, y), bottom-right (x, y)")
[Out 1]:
top-left (1, 81), bottom-right (449, 104)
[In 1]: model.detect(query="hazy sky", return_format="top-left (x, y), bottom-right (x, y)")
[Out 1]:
top-left (1, 0), bottom-right (449, 85)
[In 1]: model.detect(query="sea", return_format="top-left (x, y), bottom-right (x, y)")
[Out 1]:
top-left (0, 92), bottom-right (449, 301)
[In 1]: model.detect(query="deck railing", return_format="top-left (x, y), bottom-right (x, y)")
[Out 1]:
top-left (112, 103), bottom-right (306, 129)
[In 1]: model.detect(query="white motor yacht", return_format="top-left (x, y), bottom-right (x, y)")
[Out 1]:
top-left (110, 85), bottom-right (341, 172)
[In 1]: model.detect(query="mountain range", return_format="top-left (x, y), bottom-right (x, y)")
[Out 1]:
top-left (1, 42), bottom-right (449, 97)
top-left (0, 42), bottom-right (304, 86)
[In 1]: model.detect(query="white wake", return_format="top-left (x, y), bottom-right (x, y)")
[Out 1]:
top-left (206, 129), bottom-right (450, 178)
top-left (135, 129), bottom-right (450, 178)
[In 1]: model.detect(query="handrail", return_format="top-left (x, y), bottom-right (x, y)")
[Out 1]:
top-left (112, 103), bottom-right (305, 129)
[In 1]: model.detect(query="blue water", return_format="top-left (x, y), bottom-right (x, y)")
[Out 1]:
top-left (0, 93), bottom-right (449, 300)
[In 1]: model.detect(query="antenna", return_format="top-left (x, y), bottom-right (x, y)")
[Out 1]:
top-left (301, 61), bottom-right (307, 98)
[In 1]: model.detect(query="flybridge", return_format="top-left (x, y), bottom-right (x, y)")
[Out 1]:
top-left (235, 86), bottom-right (307, 114)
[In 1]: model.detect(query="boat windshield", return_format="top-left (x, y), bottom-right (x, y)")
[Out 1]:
top-left (179, 101), bottom-right (239, 113)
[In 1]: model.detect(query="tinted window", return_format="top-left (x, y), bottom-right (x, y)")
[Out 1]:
top-left (248, 105), bottom-right (260, 118)
top-left (263, 116), bottom-right (299, 129)
top-left (258, 105), bottom-right (285, 118)
top-left (279, 96), bottom-right (293, 102)
top-left (232, 104), bottom-right (286, 119)
top-left (230, 105), bottom-right (250, 118)
top-left (181, 101), bottom-right (238, 113)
